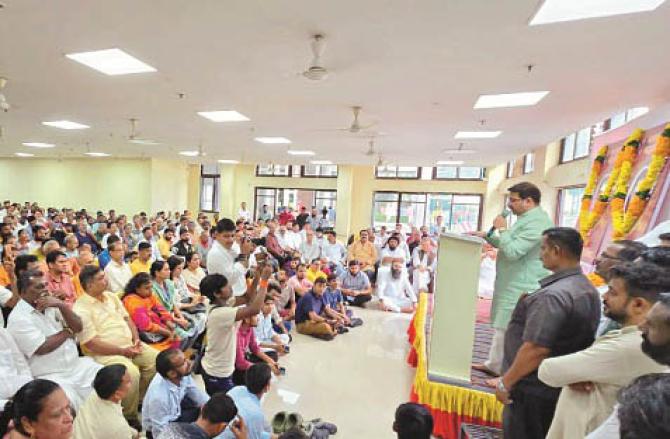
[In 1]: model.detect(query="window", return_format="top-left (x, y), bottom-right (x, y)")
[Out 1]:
top-left (302, 164), bottom-right (338, 177)
top-left (254, 188), bottom-right (337, 221)
top-left (433, 166), bottom-right (485, 180)
top-left (609, 107), bottom-right (649, 131)
top-left (256, 164), bottom-right (292, 176)
top-left (200, 164), bottom-right (220, 212)
top-left (375, 166), bottom-right (420, 179)
top-left (557, 186), bottom-right (585, 227)
top-left (314, 190), bottom-right (337, 211)
top-left (372, 192), bottom-right (482, 232)
top-left (561, 127), bottom-right (592, 163)
top-left (254, 188), bottom-right (277, 220)
top-left (506, 159), bottom-right (516, 178)
top-left (523, 153), bottom-right (535, 174)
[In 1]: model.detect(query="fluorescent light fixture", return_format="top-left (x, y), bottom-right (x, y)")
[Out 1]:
top-left (454, 131), bottom-right (502, 139)
top-left (254, 137), bottom-right (291, 144)
top-left (42, 120), bottom-right (90, 130)
top-left (530, 0), bottom-right (667, 25)
top-left (179, 150), bottom-right (199, 157)
top-left (474, 91), bottom-right (550, 109)
top-left (218, 159), bottom-right (240, 164)
top-left (436, 160), bottom-right (465, 165)
top-left (310, 160), bottom-right (332, 165)
top-left (22, 142), bottom-right (55, 148)
top-left (15, 152), bottom-right (35, 157)
top-left (129, 139), bottom-right (161, 145)
top-left (442, 148), bottom-right (477, 155)
top-left (65, 48), bottom-right (157, 75)
top-left (198, 110), bottom-right (250, 122)
top-left (287, 150), bottom-right (315, 156)
top-left (85, 152), bottom-right (110, 157)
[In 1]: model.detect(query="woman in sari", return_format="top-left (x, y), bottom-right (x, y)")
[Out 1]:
top-left (167, 255), bottom-right (207, 337)
top-left (122, 272), bottom-right (179, 351)
top-left (150, 261), bottom-right (197, 350)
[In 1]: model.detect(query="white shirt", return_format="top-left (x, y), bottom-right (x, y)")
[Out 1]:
top-left (539, 326), bottom-right (669, 439)
top-left (206, 241), bottom-right (247, 296)
top-left (322, 240), bottom-right (346, 263)
top-left (238, 208), bottom-right (251, 222)
top-left (381, 246), bottom-right (408, 264)
top-left (104, 260), bottom-right (133, 294)
top-left (0, 286), bottom-right (13, 327)
top-left (300, 239), bottom-right (322, 263)
top-left (285, 231), bottom-right (302, 250)
top-left (0, 328), bottom-right (33, 406)
top-left (585, 407), bottom-right (620, 439)
top-left (7, 299), bottom-right (80, 376)
top-left (101, 232), bottom-right (121, 249)
top-left (377, 271), bottom-right (417, 304)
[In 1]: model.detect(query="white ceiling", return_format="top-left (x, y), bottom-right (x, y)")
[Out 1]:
top-left (1, 0), bottom-right (670, 166)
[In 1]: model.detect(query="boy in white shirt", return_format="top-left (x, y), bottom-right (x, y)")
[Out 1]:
top-left (254, 295), bottom-right (290, 356)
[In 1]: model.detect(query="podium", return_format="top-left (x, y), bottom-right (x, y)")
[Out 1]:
top-left (428, 232), bottom-right (484, 384)
top-left (407, 232), bottom-right (503, 438)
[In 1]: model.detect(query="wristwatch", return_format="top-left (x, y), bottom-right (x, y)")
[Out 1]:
top-left (497, 378), bottom-right (508, 393)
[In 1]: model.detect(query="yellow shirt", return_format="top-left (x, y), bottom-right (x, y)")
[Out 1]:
top-left (73, 393), bottom-right (137, 439)
top-left (348, 240), bottom-right (377, 268)
top-left (73, 291), bottom-right (134, 352)
top-left (157, 238), bottom-right (172, 259)
top-left (306, 268), bottom-right (327, 283)
top-left (130, 258), bottom-right (151, 275)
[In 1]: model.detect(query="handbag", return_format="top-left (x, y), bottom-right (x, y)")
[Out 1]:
top-left (138, 330), bottom-right (167, 344)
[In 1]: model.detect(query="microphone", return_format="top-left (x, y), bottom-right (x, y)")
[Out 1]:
top-left (487, 209), bottom-right (511, 237)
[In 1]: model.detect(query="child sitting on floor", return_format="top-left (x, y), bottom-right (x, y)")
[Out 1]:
top-left (255, 294), bottom-right (291, 356)
top-left (324, 274), bottom-right (363, 328)
top-left (233, 314), bottom-right (281, 385)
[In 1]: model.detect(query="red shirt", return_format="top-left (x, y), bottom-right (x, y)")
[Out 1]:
top-left (278, 211), bottom-right (294, 226)
top-left (45, 271), bottom-right (77, 307)
top-left (235, 324), bottom-right (261, 371)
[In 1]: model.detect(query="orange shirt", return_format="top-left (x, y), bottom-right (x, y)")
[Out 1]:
top-left (0, 265), bottom-right (10, 287)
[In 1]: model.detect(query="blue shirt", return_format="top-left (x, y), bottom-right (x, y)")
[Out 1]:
top-left (141, 373), bottom-right (209, 437)
top-left (98, 249), bottom-right (111, 270)
top-left (295, 291), bottom-right (325, 324)
top-left (219, 386), bottom-right (271, 439)
top-left (323, 287), bottom-right (344, 310)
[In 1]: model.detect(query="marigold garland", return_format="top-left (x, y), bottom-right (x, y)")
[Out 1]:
top-left (578, 145), bottom-right (608, 238)
top-left (612, 124), bottom-right (670, 239)
top-left (586, 272), bottom-right (606, 288)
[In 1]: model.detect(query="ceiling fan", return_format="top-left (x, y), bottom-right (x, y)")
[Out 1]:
top-left (128, 118), bottom-right (161, 145)
top-left (303, 34), bottom-right (329, 81)
top-left (318, 106), bottom-right (377, 134)
top-left (364, 137), bottom-right (377, 156)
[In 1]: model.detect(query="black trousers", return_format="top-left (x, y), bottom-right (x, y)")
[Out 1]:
top-left (232, 351), bottom-right (280, 385)
top-left (503, 390), bottom-right (558, 439)
top-left (347, 294), bottom-right (372, 307)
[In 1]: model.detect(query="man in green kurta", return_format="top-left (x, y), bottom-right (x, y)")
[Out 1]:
top-left (472, 182), bottom-right (554, 376)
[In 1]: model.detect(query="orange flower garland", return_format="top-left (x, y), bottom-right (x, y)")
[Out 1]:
top-left (610, 128), bottom-right (645, 239)
top-left (586, 272), bottom-right (606, 288)
top-left (612, 124), bottom-right (670, 239)
top-left (578, 145), bottom-right (608, 239)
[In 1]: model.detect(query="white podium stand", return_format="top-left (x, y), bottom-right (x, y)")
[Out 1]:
top-left (427, 232), bottom-right (484, 385)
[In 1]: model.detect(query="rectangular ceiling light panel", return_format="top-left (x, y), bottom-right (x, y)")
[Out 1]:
top-left (66, 48), bottom-right (157, 75)
top-left (198, 111), bottom-right (250, 122)
top-left (530, 0), bottom-right (666, 25)
top-left (474, 91), bottom-right (550, 109)
top-left (454, 131), bottom-right (502, 139)
top-left (42, 120), bottom-right (90, 130)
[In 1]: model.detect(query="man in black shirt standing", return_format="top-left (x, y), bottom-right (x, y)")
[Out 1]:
top-left (495, 227), bottom-right (600, 439)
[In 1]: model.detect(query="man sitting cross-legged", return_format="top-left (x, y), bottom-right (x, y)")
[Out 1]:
top-left (295, 277), bottom-right (338, 340)
top-left (73, 364), bottom-right (139, 439)
top-left (377, 260), bottom-right (417, 314)
top-left (7, 269), bottom-right (102, 411)
top-left (221, 363), bottom-right (278, 439)
top-left (538, 262), bottom-right (670, 439)
top-left (142, 348), bottom-right (210, 438)
top-left (254, 294), bottom-right (291, 356)
top-left (232, 312), bottom-right (281, 385)
top-left (338, 259), bottom-right (372, 307)
top-left (74, 265), bottom-right (159, 427)
top-left (157, 392), bottom-right (248, 439)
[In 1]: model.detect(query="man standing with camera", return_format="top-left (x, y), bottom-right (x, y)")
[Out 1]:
top-left (207, 219), bottom-right (255, 298)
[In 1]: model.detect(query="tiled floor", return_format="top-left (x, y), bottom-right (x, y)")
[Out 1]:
top-left (261, 307), bottom-right (415, 438)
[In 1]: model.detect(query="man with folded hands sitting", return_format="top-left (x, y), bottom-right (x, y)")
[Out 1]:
top-left (295, 277), bottom-right (339, 340)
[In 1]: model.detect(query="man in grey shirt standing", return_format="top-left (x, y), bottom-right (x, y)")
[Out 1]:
top-left (495, 227), bottom-right (600, 439)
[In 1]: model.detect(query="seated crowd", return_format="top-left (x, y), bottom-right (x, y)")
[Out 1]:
top-left (0, 200), bottom-right (439, 439)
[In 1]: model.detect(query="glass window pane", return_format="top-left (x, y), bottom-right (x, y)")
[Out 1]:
top-left (200, 177), bottom-right (216, 211)
top-left (427, 194), bottom-right (453, 228)
top-left (450, 203), bottom-right (480, 233)
top-left (609, 112), bottom-right (626, 130)
top-left (562, 134), bottom-right (576, 162)
top-left (257, 165), bottom-right (273, 176)
top-left (321, 165), bottom-right (338, 176)
top-left (574, 128), bottom-right (591, 159)
top-left (435, 166), bottom-right (458, 179)
top-left (453, 195), bottom-right (481, 204)
top-left (399, 200), bottom-right (426, 227)
top-left (397, 167), bottom-right (419, 178)
top-left (400, 193), bottom-right (426, 203)
top-left (274, 165), bottom-right (290, 176)
top-left (373, 199), bottom-right (399, 229)
top-left (507, 160), bottom-right (516, 178)
top-left (459, 167), bottom-right (483, 179)
top-left (374, 192), bottom-right (399, 202)
top-left (376, 166), bottom-right (396, 178)
top-left (257, 188), bottom-right (275, 196)
top-left (558, 187), bottom-right (585, 227)
top-left (420, 167), bottom-right (433, 180)
top-left (201, 164), bottom-right (219, 175)
top-left (303, 164), bottom-right (318, 176)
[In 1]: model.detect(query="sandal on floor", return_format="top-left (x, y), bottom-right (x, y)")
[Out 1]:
top-left (286, 412), bottom-right (304, 431)
top-left (348, 318), bottom-right (363, 327)
top-left (272, 411), bottom-right (288, 433)
top-left (314, 421), bottom-right (337, 434)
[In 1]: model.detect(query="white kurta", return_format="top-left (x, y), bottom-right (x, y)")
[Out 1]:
top-left (0, 329), bottom-right (33, 407)
top-left (7, 300), bottom-right (102, 410)
top-left (377, 271), bottom-right (417, 312)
